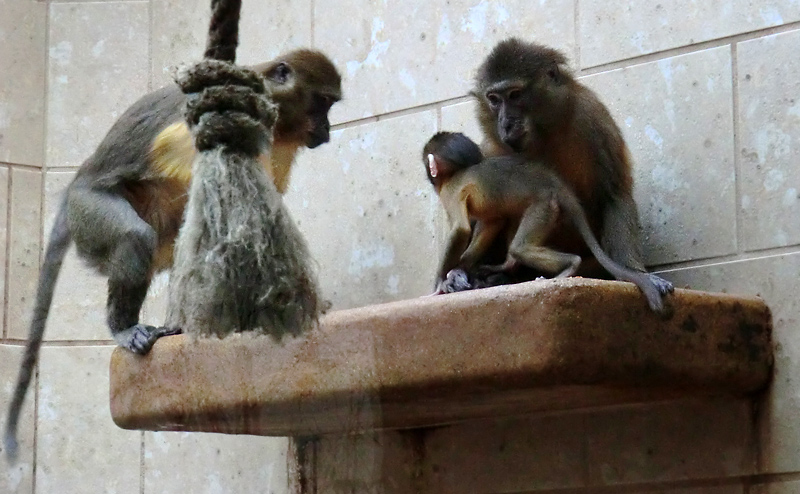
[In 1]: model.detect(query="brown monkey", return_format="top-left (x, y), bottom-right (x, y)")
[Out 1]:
top-left (473, 38), bottom-right (647, 283)
top-left (423, 132), bottom-right (673, 311)
top-left (3, 49), bottom-right (341, 461)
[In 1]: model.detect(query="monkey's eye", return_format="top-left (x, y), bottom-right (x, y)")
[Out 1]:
top-left (507, 89), bottom-right (521, 101)
top-left (547, 67), bottom-right (558, 80)
top-left (486, 93), bottom-right (501, 107)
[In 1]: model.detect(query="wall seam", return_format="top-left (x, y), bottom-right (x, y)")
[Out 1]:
top-left (731, 42), bottom-right (743, 254)
top-left (574, 0), bottom-right (581, 70)
top-left (309, 0), bottom-right (315, 48)
top-left (332, 94), bottom-right (473, 131)
top-left (3, 165), bottom-right (11, 339)
top-left (576, 21), bottom-right (800, 76)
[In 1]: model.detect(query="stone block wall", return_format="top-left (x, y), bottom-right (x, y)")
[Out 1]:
top-left (1, 0), bottom-right (798, 493)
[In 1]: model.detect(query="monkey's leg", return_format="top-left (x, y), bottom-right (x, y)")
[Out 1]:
top-left (68, 187), bottom-right (173, 354)
top-left (600, 196), bottom-right (646, 272)
top-left (601, 196), bottom-right (673, 295)
top-left (504, 201), bottom-right (582, 278)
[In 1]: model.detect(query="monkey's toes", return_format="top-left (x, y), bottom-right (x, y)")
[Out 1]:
top-left (649, 274), bottom-right (675, 295)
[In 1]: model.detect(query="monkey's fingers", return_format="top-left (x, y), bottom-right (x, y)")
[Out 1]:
top-left (177, 59), bottom-right (267, 95)
top-left (185, 85), bottom-right (277, 129)
top-left (115, 324), bottom-right (164, 355)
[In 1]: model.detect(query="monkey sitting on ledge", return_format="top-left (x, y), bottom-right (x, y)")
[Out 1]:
top-left (456, 38), bottom-right (656, 292)
top-left (423, 131), bottom-right (673, 312)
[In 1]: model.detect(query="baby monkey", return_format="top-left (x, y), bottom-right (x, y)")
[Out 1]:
top-left (423, 132), bottom-right (673, 312)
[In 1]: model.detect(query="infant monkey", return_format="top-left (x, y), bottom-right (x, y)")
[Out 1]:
top-left (423, 132), bottom-right (673, 312)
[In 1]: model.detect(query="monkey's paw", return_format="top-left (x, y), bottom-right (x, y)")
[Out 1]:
top-left (115, 325), bottom-right (181, 355)
top-left (648, 274), bottom-right (675, 296)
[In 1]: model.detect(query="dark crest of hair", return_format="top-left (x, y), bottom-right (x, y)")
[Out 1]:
top-left (476, 38), bottom-right (568, 84)
top-left (423, 132), bottom-right (483, 184)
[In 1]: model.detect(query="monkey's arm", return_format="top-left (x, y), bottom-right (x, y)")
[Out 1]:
top-left (458, 221), bottom-right (503, 269)
top-left (437, 198), bottom-right (473, 283)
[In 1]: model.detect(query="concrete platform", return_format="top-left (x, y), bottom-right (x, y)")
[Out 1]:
top-left (109, 278), bottom-right (773, 436)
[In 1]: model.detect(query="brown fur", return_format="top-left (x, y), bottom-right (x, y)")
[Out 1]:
top-left (424, 132), bottom-right (672, 311)
top-left (474, 38), bottom-right (645, 278)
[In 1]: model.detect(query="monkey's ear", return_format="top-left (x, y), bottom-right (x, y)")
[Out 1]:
top-left (266, 62), bottom-right (294, 84)
top-left (427, 154), bottom-right (440, 178)
top-left (548, 63), bottom-right (570, 82)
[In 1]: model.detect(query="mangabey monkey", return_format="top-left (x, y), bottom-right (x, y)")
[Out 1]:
top-left (423, 132), bottom-right (673, 312)
top-left (3, 49), bottom-right (341, 461)
top-left (470, 38), bottom-right (649, 287)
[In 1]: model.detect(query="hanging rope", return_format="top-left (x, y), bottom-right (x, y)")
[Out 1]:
top-left (203, 0), bottom-right (241, 62)
top-left (165, 0), bottom-right (321, 338)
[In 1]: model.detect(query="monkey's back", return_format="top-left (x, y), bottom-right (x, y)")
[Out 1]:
top-left (463, 156), bottom-right (562, 216)
top-left (75, 85), bottom-right (186, 187)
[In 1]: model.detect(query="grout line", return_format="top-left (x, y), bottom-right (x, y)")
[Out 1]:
top-left (140, 431), bottom-right (146, 494)
top-left (578, 21), bottom-right (800, 77)
top-left (731, 41), bottom-right (743, 254)
top-left (0, 338), bottom-right (116, 346)
top-left (0, 162), bottom-right (48, 172)
top-left (2, 166), bottom-right (11, 339)
top-left (310, 0), bottom-right (315, 48)
top-left (573, 0), bottom-right (581, 70)
top-left (652, 245), bottom-right (800, 273)
top-left (331, 94), bottom-right (473, 131)
top-left (147, 0), bottom-right (153, 92)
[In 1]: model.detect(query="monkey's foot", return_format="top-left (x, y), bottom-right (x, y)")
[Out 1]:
top-left (440, 269), bottom-right (473, 293)
top-left (115, 325), bottom-right (181, 355)
top-left (649, 274), bottom-right (675, 296)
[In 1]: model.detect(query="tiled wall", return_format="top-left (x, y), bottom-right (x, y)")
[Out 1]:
top-left (0, 0), bottom-right (798, 493)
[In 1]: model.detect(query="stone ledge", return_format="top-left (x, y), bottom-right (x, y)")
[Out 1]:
top-left (109, 278), bottom-right (772, 436)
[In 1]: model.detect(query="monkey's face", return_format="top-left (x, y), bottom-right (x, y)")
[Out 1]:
top-left (482, 84), bottom-right (534, 152)
top-left (259, 51), bottom-right (342, 149)
top-left (304, 93), bottom-right (337, 148)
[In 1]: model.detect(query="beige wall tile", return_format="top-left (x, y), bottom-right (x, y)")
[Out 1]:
top-left (144, 432), bottom-right (288, 494)
top-left (440, 99), bottom-right (482, 144)
top-left (0, 345), bottom-right (34, 494)
top-left (0, 166), bottom-right (8, 337)
top-left (586, 398), bottom-right (754, 485)
top-left (737, 29), bottom-right (800, 251)
top-left (660, 252), bottom-right (800, 475)
top-left (43, 171), bottom-right (108, 341)
top-left (582, 47), bottom-right (736, 266)
top-left (0, 0), bottom-right (46, 167)
top-left (7, 168), bottom-right (42, 339)
top-left (426, 414), bottom-right (587, 492)
top-left (36, 346), bottom-right (140, 494)
top-left (150, 0), bottom-right (312, 88)
top-left (284, 111), bottom-right (440, 310)
top-left (47, 2), bottom-right (149, 168)
top-left (315, 0), bottom-right (575, 124)
top-left (580, 1), bottom-right (800, 67)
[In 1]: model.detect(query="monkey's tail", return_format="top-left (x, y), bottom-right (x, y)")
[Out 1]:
top-left (557, 188), bottom-right (662, 311)
top-left (4, 198), bottom-right (72, 463)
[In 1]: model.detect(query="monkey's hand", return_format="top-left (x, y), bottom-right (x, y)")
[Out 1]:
top-left (115, 325), bottom-right (183, 355)
top-left (430, 269), bottom-right (474, 295)
top-left (177, 60), bottom-right (278, 156)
